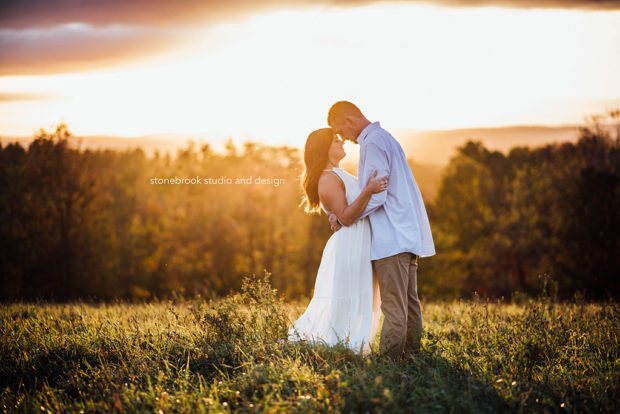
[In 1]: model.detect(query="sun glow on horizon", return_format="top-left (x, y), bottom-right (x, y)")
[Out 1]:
top-left (1, 3), bottom-right (619, 146)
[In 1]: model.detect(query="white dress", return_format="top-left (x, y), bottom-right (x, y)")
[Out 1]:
top-left (288, 167), bottom-right (382, 355)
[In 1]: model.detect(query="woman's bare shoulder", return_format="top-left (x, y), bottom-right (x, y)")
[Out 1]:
top-left (318, 171), bottom-right (345, 195)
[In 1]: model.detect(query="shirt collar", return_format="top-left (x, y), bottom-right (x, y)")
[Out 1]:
top-left (356, 121), bottom-right (380, 145)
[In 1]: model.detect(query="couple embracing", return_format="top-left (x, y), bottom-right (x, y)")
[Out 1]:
top-left (288, 101), bottom-right (436, 359)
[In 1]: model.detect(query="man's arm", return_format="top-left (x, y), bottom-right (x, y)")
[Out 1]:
top-left (357, 141), bottom-right (390, 220)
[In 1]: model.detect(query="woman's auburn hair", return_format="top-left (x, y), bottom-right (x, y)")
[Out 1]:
top-left (300, 128), bottom-right (334, 214)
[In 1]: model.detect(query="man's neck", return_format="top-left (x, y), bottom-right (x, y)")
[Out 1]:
top-left (358, 120), bottom-right (371, 136)
top-left (354, 120), bottom-right (373, 143)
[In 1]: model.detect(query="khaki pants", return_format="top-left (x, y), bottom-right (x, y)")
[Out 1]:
top-left (373, 252), bottom-right (422, 358)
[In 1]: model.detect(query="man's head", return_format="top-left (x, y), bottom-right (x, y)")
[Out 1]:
top-left (327, 101), bottom-right (371, 143)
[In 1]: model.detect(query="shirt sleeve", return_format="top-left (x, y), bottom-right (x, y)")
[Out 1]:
top-left (357, 139), bottom-right (390, 220)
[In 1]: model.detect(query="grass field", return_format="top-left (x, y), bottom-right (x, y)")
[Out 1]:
top-left (1, 275), bottom-right (618, 413)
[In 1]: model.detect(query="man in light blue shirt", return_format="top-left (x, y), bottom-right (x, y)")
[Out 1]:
top-left (327, 101), bottom-right (435, 358)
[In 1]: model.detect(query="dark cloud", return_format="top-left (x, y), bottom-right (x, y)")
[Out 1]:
top-left (0, 0), bottom-right (288, 30)
top-left (0, 24), bottom-right (187, 76)
top-left (0, 0), bottom-right (290, 76)
top-left (1, 0), bottom-right (618, 29)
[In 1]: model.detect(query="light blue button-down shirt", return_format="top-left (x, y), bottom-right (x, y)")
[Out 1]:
top-left (356, 122), bottom-right (436, 260)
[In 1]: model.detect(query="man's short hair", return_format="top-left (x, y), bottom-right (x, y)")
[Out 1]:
top-left (327, 101), bottom-right (363, 126)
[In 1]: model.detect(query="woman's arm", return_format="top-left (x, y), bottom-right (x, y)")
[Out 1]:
top-left (318, 170), bottom-right (386, 227)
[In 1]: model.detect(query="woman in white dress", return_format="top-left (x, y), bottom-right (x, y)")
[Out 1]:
top-left (288, 128), bottom-right (387, 355)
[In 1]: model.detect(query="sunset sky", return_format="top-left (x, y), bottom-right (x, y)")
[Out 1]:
top-left (1, 0), bottom-right (619, 147)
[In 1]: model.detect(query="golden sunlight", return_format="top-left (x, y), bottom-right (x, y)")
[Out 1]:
top-left (1, 3), bottom-right (619, 145)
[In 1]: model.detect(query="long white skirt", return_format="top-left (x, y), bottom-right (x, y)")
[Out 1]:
top-left (288, 216), bottom-right (381, 355)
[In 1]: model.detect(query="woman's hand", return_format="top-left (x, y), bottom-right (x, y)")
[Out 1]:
top-left (328, 212), bottom-right (342, 232)
top-left (364, 170), bottom-right (388, 194)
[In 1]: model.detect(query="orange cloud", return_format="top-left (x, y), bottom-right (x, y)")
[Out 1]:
top-left (0, 92), bottom-right (58, 101)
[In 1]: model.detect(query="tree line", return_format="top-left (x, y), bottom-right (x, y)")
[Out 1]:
top-left (424, 113), bottom-right (619, 300)
top-left (0, 115), bottom-right (618, 301)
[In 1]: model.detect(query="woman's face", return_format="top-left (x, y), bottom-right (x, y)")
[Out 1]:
top-left (328, 134), bottom-right (346, 161)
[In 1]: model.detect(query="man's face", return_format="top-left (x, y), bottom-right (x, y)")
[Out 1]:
top-left (330, 116), bottom-right (358, 143)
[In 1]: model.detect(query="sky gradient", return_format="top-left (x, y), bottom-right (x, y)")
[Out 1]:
top-left (1, 0), bottom-right (619, 146)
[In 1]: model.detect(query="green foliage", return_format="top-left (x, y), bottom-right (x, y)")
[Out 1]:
top-left (189, 271), bottom-right (291, 369)
top-left (425, 111), bottom-right (620, 300)
top-left (1, 114), bottom-right (618, 302)
top-left (0, 123), bottom-right (333, 301)
top-left (1, 277), bottom-right (618, 413)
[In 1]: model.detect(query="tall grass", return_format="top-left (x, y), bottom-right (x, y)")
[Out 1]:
top-left (1, 273), bottom-right (618, 413)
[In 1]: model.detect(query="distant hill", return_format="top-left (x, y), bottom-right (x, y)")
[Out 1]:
top-left (1, 125), bottom-right (581, 164)
top-left (392, 125), bottom-right (581, 167)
